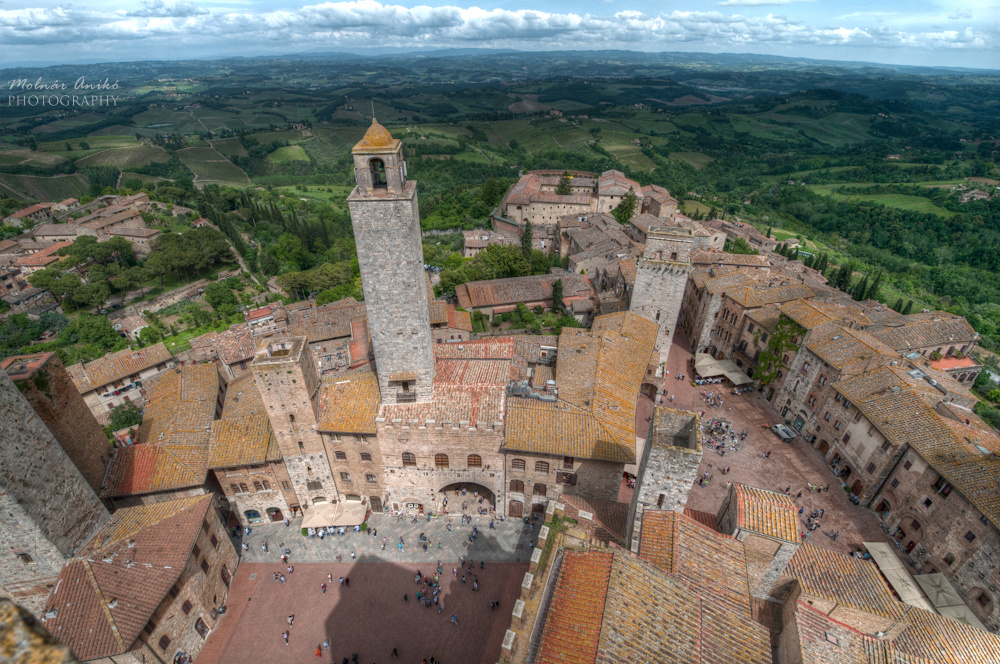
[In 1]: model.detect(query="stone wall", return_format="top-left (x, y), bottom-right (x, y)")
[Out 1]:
top-left (214, 460), bottom-right (296, 524)
top-left (630, 261), bottom-right (690, 375)
top-left (348, 182), bottom-right (435, 405)
top-left (870, 446), bottom-right (1000, 632)
top-left (8, 355), bottom-right (112, 493)
top-left (0, 371), bottom-right (109, 616)
top-left (377, 422), bottom-right (506, 515)
top-left (321, 432), bottom-right (384, 508)
top-left (627, 407), bottom-right (702, 552)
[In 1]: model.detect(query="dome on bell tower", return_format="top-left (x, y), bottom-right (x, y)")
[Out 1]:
top-left (353, 118), bottom-right (400, 154)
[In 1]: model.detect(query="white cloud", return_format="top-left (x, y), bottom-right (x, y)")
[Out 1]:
top-left (0, 1), bottom-right (996, 64)
top-left (717, 0), bottom-right (812, 6)
top-left (947, 9), bottom-right (972, 19)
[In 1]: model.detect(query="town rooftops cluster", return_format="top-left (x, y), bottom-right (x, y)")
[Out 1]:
top-left (67, 343), bottom-right (172, 394)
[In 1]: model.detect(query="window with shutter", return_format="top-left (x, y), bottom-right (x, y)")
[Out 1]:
top-left (182, 600), bottom-right (193, 614)
top-left (158, 635), bottom-right (171, 650)
top-left (512, 458), bottom-right (526, 471)
top-left (200, 559), bottom-right (210, 573)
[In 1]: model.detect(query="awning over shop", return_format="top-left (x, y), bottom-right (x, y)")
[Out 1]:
top-left (301, 500), bottom-right (368, 529)
top-left (864, 542), bottom-right (936, 611)
top-left (914, 573), bottom-right (989, 631)
top-left (694, 353), bottom-right (754, 385)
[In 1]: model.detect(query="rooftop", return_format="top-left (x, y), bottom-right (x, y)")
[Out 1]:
top-left (535, 551), bottom-right (613, 664)
top-left (43, 495), bottom-right (212, 661)
top-left (454, 272), bottom-right (592, 310)
top-left (352, 118), bottom-right (400, 154)
top-left (317, 371), bottom-right (382, 434)
top-left (873, 313), bottom-right (978, 351)
top-left (208, 373), bottom-right (279, 469)
top-left (286, 301), bottom-right (367, 343)
top-left (102, 364), bottom-right (218, 497)
top-left (691, 250), bottom-right (770, 268)
top-left (802, 324), bottom-right (899, 373)
top-left (67, 343), bottom-right (172, 393)
top-left (930, 355), bottom-right (979, 371)
top-left (1, 351), bottom-right (56, 380)
top-left (732, 483), bottom-right (800, 543)
top-left (504, 312), bottom-right (657, 463)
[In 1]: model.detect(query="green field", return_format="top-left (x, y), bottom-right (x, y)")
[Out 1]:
top-left (209, 137), bottom-right (249, 158)
top-left (0, 173), bottom-right (90, 201)
top-left (810, 187), bottom-right (956, 218)
top-left (604, 143), bottom-right (656, 172)
top-left (175, 147), bottom-right (251, 188)
top-left (681, 200), bottom-right (714, 216)
top-left (120, 172), bottom-right (168, 186)
top-left (267, 145), bottom-right (310, 162)
top-left (76, 145), bottom-right (170, 169)
top-left (670, 151), bottom-right (714, 170)
top-left (0, 150), bottom-right (69, 168)
top-left (38, 135), bottom-right (138, 152)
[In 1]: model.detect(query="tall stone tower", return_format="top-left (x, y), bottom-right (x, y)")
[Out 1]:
top-left (251, 337), bottom-right (340, 509)
top-left (347, 119), bottom-right (434, 404)
top-left (0, 369), bottom-right (109, 616)
top-left (630, 226), bottom-right (694, 376)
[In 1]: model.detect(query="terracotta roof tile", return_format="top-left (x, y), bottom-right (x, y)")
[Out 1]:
top-left (102, 365), bottom-right (217, 497)
top-left (454, 272), bottom-right (593, 310)
top-left (535, 551), bottom-right (613, 664)
top-left (44, 496), bottom-right (212, 661)
top-left (317, 371), bottom-right (381, 434)
top-left (873, 315), bottom-right (978, 351)
top-left (727, 283), bottom-right (815, 308)
top-left (803, 325), bottom-right (898, 373)
top-left (67, 343), bottom-right (172, 393)
top-left (287, 301), bottom-right (367, 342)
top-left (733, 483), bottom-right (800, 543)
top-left (785, 544), bottom-right (905, 620)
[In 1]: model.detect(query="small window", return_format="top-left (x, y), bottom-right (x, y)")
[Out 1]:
top-left (563, 456), bottom-right (575, 470)
top-left (261, 480), bottom-right (270, 491)
top-left (556, 472), bottom-right (577, 485)
top-left (158, 635), bottom-right (171, 651)
top-left (402, 452), bottom-right (416, 467)
top-left (824, 412), bottom-right (831, 422)
top-left (202, 521), bottom-right (210, 535)
top-left (282, 481), bottom-right (291, 489)
top-left (144, 618), bottom-right (158, 635)
top-left (360, 452), bottom-right (372, 462)
top-left (807, 396), bottom-right (816, 407)
top-left (239, 483), bottom-right (249, 494)
top-left (366, 474), bottom-right (377, 483)
top-left (467, 454), bottom-right (482, 468)
top-left (904, 460), bottom-right (912, 471)
top-left (16, 552), bottom-right (34, 565)
top-left (253, 480), bottom-right (263, 492)
top-left (802, 362), bottom-right (811, 373)
top-left (193, 544), bottom-right (201, 559)
top-left (335, 451), bottom-right (347, 461)
top-left (210, 534), bottom-right (219, 549)
top-left (512, 458), bottom-right (526, 471)
top-left (891, 478), bottom-right (899, 488)
top-left (854, 411), bottom-right (862, 422)
top-left (818, 375), bottom-right (827, 386)
top-left (843, 433), bottom-right (851, 444)
top-left (200, 559), bottom-right (210, 573)
top-left (340, 472), bottom-right (351, 481)
top-left (866, 462), bottom-right (875, 474)
top-left (881, 440), bottom-right (891, 453)
top-left (748, 323), bottom-right (755, 333)
top-left (169, 584), bottom-right (180, 598)
top-left (911, 520), bottom-right (921, 531)
top-left (843, 400), bottom-right (852, 410)
top-left (533, 483), bottom-right (547, 496)
top-left (981, 514), bottom-right (990, 524)
top-left (944, 553), bottom-right (955, 566)
top-left (834, 420), bottom-right (841, 431)
top-left (434, 454), bottom-right (449, 469)
top-left (965, 531), bottom-right (976, 543)
top-left (182, 600), bottom-right (193, 615)
top-left (923, 498), bottom-right (933, 508)
top-left (835, 394), bottom-right (843, 403)
top-left (761, 332), bottom-right (769, 343)
top-left (510, 479), bottom-right (524, 493)
top-left (535, 461), bottom-right (549, 474)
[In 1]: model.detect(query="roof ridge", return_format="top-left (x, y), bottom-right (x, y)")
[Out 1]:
top-left (82, 559), bottom-right (127, 651)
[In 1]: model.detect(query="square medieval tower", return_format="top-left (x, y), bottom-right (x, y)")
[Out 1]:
top-left (347, 119), bottom-right (435, 404)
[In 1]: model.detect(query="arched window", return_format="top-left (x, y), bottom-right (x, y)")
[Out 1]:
top-left (360, 452), bottom-right (372, 462)
top-left (335, 451), bottom-right (347, 460)
top-left (402, 452), bottom-right (416, 467)
top-left (229, 483), bottom-right (239, 494)
top-left (510, 479), bottom-right (524, 493)
top-left (253, 480), bottom-right (263, 492)
top-left (366, 474), bottom-right (377, 483)
top-left (512, 458), bottom-right (526, 471)
top-left (535, 461), bottom-right (549, 474)
top-left (467, 454), bottom-right (482, 468)
top-left (238, 483), bottom-right (248, 494)
top-left (312, 496), bottom-right (327, 505)
top-left (533, 483), bottom-right (547, 496)
top-left (298, 441), bottom-right (304, 452)
top-left (370, 159), bottom-right (387, 188)
top-left (261, 480), bottom-right (271, 490)
top-left (435, 454), bottom-right (449, 469)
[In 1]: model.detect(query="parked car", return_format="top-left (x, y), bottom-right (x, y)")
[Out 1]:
top-left (772, 424), bottom-right (797, 442)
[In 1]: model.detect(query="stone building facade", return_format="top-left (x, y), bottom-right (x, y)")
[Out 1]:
top-left (2, 353), bottom-right (112, 494)
top-left (869, 441), bottom-right (1000, 632)
top-left (0, 370), bottom-right (109, 616)
top-left (629, 227), bottom-right (693, 376)
top-left (346, 119), bottom-right (435, 405)
top-left (626, 407), bottom-right (702, 552)
top-left (252, 337), bottom-right (341, 510)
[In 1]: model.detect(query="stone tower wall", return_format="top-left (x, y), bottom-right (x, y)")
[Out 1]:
top-left (0, 371), bottom-right (109, 616)
top-left (8, 355), bottom-right (112, 494)
top-left (631, 261), bottom-right (691, 375)
top-left (252, 338), bottom-right (340, 508)
top-left (348, 182), bottom-right (435, 404)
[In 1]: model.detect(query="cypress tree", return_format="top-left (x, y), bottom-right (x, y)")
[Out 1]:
top-left (520, 220), bottom-right (533, 261)
top-left (894, 298), bottom-right (903, 312)
top-left (866, 271), bottom-right (883, 302)
top-left (902, 300), bottom-right (914, 315)
top-left (852, 274), bottom-right (869, 301)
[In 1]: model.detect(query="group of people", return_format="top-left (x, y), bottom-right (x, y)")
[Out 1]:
top-left (702, 419), bottom-right (743, 455)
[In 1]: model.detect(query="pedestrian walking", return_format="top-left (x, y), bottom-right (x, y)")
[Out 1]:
top-left (351, 550), bottom-right (356, 560)
top-left (819, 508), bottom-right (825, 517)
top-left (451, 614), bottom-right (459, 626)
top-left (344, 577), bottom-right (350, 587)
top-left (287, 615), bottom-right (294, 627)
top-left (461, 575), bottom-right (466, 584)
top-left (339, 576), bottom-right (344, 585)
top-left (323, 639), bottom-right (329, 651)
top-left (282, 631), bottom-right (289, 645)
top-left (316, 646), bottom-right (322, 657)
top-left (403, 594), bottom-right (408, 603)
top-left (328, 573), bottom-right (333, 583)
top-left (391, 648), bottom-right (398, 658)
top-left (321, 583), bottom-right (327, 594)
top-left (279, 574), bottom-right (286, 583)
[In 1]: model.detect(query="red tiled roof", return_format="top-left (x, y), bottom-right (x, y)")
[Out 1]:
top-left (929, 356), bottom-right (978, 371)
top-left (67, 343), bottom-right (172, 393)
top-left (10, 203), bottom-right (52, 218)
top-left (733, 483), bottom-right (800, 543)
top-left (454, 272), bottom-right (592, 310)
top-left (13, 240), bottom-right (72, 267)
top-left (246, 305), bottom-right (273, 321)
top-left (535, 551), bottom-right (613, 664)
top-left (44, 496), bottom-right (212, 661)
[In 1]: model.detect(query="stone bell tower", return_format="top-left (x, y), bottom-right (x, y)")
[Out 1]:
top-left (347, 119), bottom-right (434, 404)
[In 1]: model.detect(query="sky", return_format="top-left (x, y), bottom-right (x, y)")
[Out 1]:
top-left (1, 0), bottom-right (998, 69)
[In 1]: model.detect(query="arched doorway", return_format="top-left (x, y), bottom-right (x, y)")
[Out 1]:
top-left (640, 383), bottom-right (658, 399)
top-left (369, 496), bottom-right (383, 512)
top-left (244, 509), bottom-right (263, 524)
top-left (439, 482), bottom-right (496, 516)
top-left (266, 507), bottom-right (283, 522)
top-left (818, 439), bottom-right (829, 455)
top-left (508, 500), bottom-right (523, 518)
top-left (851, 479), bottom-right (864, 497)
top-left (875, 499), bottom-right (892, 519)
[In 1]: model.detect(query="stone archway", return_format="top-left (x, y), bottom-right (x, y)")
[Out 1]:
top-left (818, 440), bottom-right (830, 455)
top-left (439, 482), bottom-right (497, 516)
top-left (640, 382), bottom-right (658, 399)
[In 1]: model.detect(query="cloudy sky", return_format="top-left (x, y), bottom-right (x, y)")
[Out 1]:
top-left (1, 0), bottom-right (998, 69)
